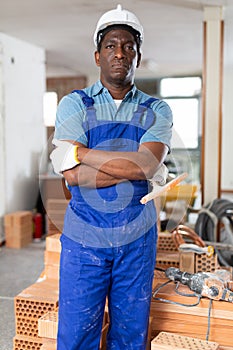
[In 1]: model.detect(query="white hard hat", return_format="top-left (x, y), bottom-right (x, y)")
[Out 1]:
top-left (93, 4), bottom-right (144, 47)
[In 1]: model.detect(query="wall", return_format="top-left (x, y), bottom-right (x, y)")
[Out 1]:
top-left (0, 33), bottom-right (46, 242)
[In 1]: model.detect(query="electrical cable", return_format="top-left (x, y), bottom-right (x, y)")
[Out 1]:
top-left (152, 276), bottom-right (214, 342)
top-left (174, 281), bottom-right (198, 298)
top-left (152, 280), bottom-right (202, 307)
top-left (154, 266), bottom-right (166, 272)
top-left (206, 299), bottom-right (213, 341)
top-left (195, 198), bottom-right (233, 266)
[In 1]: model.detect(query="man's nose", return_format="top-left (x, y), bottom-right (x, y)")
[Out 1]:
top-left (115, 46), bottom-right (125, 58)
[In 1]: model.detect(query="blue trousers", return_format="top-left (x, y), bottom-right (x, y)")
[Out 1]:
top-left (57, 229), bottom-right (156, 350)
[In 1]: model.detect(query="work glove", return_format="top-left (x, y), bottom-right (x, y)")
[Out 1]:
top-left (140, 164), bottom-right (168, 204)
top-left (50, 139), bottom-right (80, 175)
top-left (150, 163), bottom-right (168, 186)
top-left (140, 164), bottom-right (188, 204)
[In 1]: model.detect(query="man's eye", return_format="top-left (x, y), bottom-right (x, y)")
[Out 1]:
top-left (106, 44), bottom-right (114, 49)
top-left (125, 45), bottom-right (134, 51)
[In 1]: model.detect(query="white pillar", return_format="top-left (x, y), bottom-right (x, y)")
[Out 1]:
top-left (201, 7), bottom-right (224, 205)
top-left (0, 44), bottom-right (6, 242)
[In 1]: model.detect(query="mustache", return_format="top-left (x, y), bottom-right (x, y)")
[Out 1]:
top-left (111, 60), bottom-right (128, 68)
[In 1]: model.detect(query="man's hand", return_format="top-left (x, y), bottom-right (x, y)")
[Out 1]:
top-left (149, 163), bottom-right (168, 186)
top-left (140, 171), bottom-right (188, 204)
top-left (50, 139), bottom-right (80, 175)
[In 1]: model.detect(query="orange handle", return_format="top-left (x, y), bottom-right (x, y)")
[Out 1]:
top-left (140, 172), bottom-right (188, 204)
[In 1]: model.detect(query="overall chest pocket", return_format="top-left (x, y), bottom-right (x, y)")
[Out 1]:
top-left (85, 122), bottom-right (143, 152)
top-left (94, 138), bottom-right (138, 152)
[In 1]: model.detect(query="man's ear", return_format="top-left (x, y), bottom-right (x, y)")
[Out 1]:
top-left (136, 52), bottom-right (141, 68)
top-left (95, 51), bottom-right (100, 67)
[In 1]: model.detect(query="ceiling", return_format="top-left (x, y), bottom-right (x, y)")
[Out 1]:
top-left (0, 0), bottom-right (232, 81)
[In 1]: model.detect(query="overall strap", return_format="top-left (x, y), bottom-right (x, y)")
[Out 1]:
top-left (141, 97), bottom-right (158, 108)
top-left (133, 97), bottom-right (158, 128)
top-left (72, 89), bottom-right (97, 122)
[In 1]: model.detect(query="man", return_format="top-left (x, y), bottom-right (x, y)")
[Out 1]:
top-left (50, 4), bottom-right (173, 349)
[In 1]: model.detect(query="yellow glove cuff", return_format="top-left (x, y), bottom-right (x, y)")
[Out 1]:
top-left (74, 145), bottom-right (81, 165)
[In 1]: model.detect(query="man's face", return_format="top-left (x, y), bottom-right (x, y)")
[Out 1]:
top-left (95, 28), bottom-right (141, 86)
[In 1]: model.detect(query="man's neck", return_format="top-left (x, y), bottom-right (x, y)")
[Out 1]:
top-left (100, 78), bottom-right (134, 100)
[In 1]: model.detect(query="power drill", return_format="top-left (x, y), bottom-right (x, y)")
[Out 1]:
top-left (165, 267), bottom-right (233, 302)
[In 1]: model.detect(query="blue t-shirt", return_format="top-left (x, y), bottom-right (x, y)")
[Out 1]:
top-left (54, 80), bottom-right (173, 149)
top-left (53, 80), bottom-right (173, 247)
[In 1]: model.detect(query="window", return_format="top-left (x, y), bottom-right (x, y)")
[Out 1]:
top-left (160, 77), bottom-right (201, 97)
top-left (160, 76), bottom-right (201, 149)
top-left (43, 91), bottom-right (58, 126)
top-left (165, 98), bottom-right (199, 149)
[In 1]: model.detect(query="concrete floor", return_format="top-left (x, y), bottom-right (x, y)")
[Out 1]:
top-left (0, 240), bottom-right (45, 350)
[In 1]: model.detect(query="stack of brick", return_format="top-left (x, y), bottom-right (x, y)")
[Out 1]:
top-left (13, 278), bottom-right (59, 350)
top-left (156, 232), bottom-right (180, 270)
top-left (44, 233), bottom-right (61, 280)
top-left (13, 233), bottom-right (110, 350)
top-left (46, 199), bottom-right (68, 236)
top-left (155, 231), bottom-right (220, 274)
top-left (13, 234), bottom-right (60, 350)
top-left (4, 211), bottom-right (33, 248)
top-left (40, 339), bottom-right (57, 350)
top-left (151, 331), bottom-right (220, 350)
top-left (179, 249), bottom-right (219, 274)
top-left (37, 307), bottom-right (109, 350)
top-left (99, 308), bottom-right (109, 350)
top-left (38, 311), bottom-right (57, 349)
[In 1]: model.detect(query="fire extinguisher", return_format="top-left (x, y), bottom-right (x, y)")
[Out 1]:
top-left (33, 212), bottom-right (43, 241)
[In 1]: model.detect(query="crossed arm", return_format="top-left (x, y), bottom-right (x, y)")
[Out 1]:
top-left (63, 141), bottom-right (168, 188)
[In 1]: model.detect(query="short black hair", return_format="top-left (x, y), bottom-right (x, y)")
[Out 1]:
top-left (96, 24), bottom-right (141, 53)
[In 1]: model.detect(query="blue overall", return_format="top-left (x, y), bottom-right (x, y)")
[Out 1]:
top-left (58, 90), bottom-right (158, 350)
